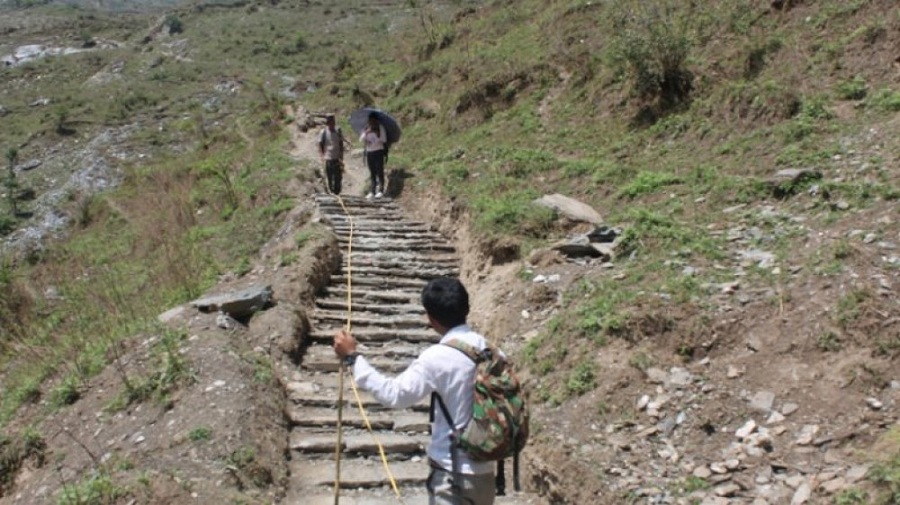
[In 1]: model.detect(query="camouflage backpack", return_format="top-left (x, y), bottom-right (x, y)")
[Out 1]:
top-left (433, 339), bottom-right (529, 461)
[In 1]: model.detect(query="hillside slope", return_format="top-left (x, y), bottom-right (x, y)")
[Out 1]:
top-left (1, 0), bottom-right (899, 504)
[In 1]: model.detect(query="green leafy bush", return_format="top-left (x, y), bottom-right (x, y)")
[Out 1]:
top-left (610, 0), bottom-right (695, 105)
top-left (836, 76), bottom-right (868, 100)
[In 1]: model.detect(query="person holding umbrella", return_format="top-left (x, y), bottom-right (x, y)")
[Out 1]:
top-left (359, 112), bottom-right (387, 199)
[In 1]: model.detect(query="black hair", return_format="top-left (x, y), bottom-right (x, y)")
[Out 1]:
top-left (421, 277), bottom-right (469, 329)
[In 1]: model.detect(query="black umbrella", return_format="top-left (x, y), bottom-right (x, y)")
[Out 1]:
top-left (349, 108), bottom-right (401, 144)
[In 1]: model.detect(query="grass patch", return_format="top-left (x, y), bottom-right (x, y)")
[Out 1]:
top-left (0, 427), bottom-right (46, 494)
top-left (565, 360), bottom-right (596, 396)
top-left (188, 426), bottom-right (213, 442)
top-left (106, 329), bottom-right (195, 412)
top-left (57, 470), bottom-right (126, 505)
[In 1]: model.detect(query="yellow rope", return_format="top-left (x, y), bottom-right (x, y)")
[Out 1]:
top-left (332, 193), bottom-right (405, 504)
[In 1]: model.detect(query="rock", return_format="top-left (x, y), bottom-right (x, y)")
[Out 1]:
top-left (740, 249), bottom-right (776, 269)
top-left (191, 284), bottom-right (274, 319)
top-left (701, 497), bottom-right (729, 505)
top-left (216, 311), bottom-right (238, 330)
top-left (790, 482), bottom-right (811, 504)
top-left (714, 483), bottom-right (740, 497)
top-left (586, 225), bottom-right (618, 243)
top-left (766, 411), bottom-right (785, 424)
top-left (533, 193), bottom-right (604, 225)
top-left (785, 475), bottom-right (805, 489)
top-left (781, 403), bottom-right (799, 416)
top-left (724, 459), bottom-right (741, 470)
top-left (750, 391), bottom-right (776, 412)
top-left (550, 235), bottom-right (613, 260)
top-left (795, 425), bottom-right (819, 446)
top-left (866, 397), bottom-right (883, 410)
top-left (845, 465), bottom-right (869, 483)
top-left (637, 394), bottom-right (650, 410)
top-left (647, 394), bottom-right (671, 411)
top-left (710, 462), bottom-right (728, 474)
top-left (667, 367), bottom-right (693, 388)
top-left (736, 419), bottom-right (758, 439)
top-left (768, 169), bottom-right (822, 197)
top-left (726, 365), bottom-right (742, 378)
top-left (693, 466), bottom-right (712, 479)
top-left (818, 477), bottom-right (846, 494)
top-left (15, 159), bottom-right (41, 172)
top-left (645, 367), bottom-right (668, 384)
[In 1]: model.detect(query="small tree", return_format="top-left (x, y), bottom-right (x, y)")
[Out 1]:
top-left (611, 0), bottom-right (697, 108)
top-left (164, 14), bottom-right (183, 34)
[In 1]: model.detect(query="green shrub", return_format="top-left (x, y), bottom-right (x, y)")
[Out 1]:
top-left (610, 0), bottom-right (695, 104)
top-left (566, 361), bottom-right (596, 396)
top-left (164, 14), bottom-right (184, 34)
top-left (49, 377), bottom-right (81, 409)
top-left (1, 428), bottom-right (46, 492)
top-left (57, 471), bottom-right (125, 505)
top-left (869, 453), bottom-right (900, 503)
top-left (834, 488), bottom-right (868, 505)
top-left (618, 171), bottom-right (682, 199)
top-left (188, 426), bottom-right (213, 442)
top-left (836, 76), bottom-right (867, 100)
top-left (868, 87), bottom-right (900, 112)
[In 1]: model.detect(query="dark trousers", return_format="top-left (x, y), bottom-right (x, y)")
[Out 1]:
top-left (366, 150), bottom-right (385, 194)
top-left (325, 159), bottom-right (342, 195)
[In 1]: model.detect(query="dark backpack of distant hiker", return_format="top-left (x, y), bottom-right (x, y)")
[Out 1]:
top-left (431, 339), bottom-right (529, 495)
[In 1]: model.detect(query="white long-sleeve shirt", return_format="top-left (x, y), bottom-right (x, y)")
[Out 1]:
top-left (351, 324), bottom-right (494, 475)
top-left (359, 124), bottom-right (387, 152)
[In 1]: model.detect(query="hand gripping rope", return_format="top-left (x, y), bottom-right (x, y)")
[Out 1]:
top-left (332, 194), bottom-right (406, 505)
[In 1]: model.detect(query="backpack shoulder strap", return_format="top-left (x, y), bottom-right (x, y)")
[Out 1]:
top-left (441, 338), bottom-right (486, 363)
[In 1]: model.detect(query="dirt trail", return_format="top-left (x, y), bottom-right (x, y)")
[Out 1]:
top-left (288, 107), bottom-right (370, 199)
top-left (281, 109), bottom-right (545, 504)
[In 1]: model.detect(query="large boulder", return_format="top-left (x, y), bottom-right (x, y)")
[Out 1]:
top-left (191, 284), bottom-right (274, 319)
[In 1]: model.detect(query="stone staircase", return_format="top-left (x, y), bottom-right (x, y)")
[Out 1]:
top-left (281, 194), bottom-right (542, 504)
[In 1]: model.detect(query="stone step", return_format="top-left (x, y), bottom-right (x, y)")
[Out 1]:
top-left (316, 200), bottom-right (399, 210)
top-left (330, 276), bottom-right (430, 289)
top-left (285, 382), bottom-right (431, 413)
top-left (314, 300), bottom-right (424, 315)
top-left (287, 407), bottom-right (430, 433)
top-left (284, 489), bottom-right (429, 505)
top-left (344, 256), bottom-right (459, 269)
top-left (290, 458), bottom-right (429, 489)
top-left (290, 432), bottom-right (429, 455)
top-left (287, 406), bottom-right (394, 430)
top-left (287, 392), bottom-right (430, 412)
top-left (344, 250), bottom-right (457, 262)
top-left (332, 223), bottom-right (434, 233)
top-left (300, 344), bottom-right (421, 373)
top-left (338, 238), bottom-right (457, 253)
top-left (312, 311), bottom-right (429, 329)
top-left (319, 288), bottom-right (422, 304)
top-left (332, 228), bottom-right (446, 239)
top-left (336, 265), bottom-right (458, 280)
top-left (291, 490), bottom-right (546, 505)
top-left (325, 214), bottom-right (411, 224)
top-left (308, 327), bottom-right (439, 344)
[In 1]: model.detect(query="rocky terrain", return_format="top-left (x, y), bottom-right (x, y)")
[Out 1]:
top-left (1, 1), bottom-right (899, 504)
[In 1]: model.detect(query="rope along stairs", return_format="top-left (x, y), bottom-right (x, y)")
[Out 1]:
top-left (282, 194), bottom-right (539, 504)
